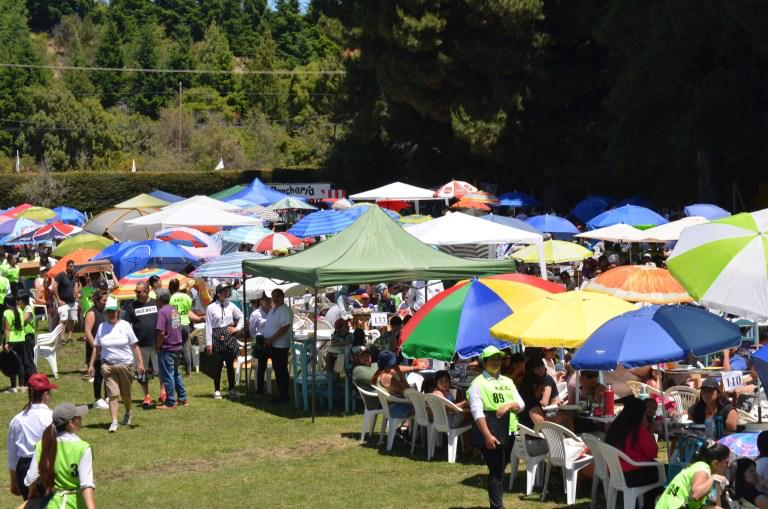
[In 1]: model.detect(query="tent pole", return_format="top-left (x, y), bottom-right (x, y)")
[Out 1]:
top-left (311, 289), bottom-right (318, 423)
top-left (415, 201), bottom-right (420, 215)
top-left (243, 272), bottom-right (249, 397)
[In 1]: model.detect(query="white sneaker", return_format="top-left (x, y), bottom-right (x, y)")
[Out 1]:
top-left (121, 411), bottom-right (132, 426)
top-left (108, 421), bottom-right (119, 433)
top-left (228, 388), bottom-right (238, 400)
top-left (93, 399), bottom-right (109, 410)
top-left (213, 390), bottom-right (222, 400)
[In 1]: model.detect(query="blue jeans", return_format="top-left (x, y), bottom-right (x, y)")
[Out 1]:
top-left (158, 351), bottom-right (187, 406)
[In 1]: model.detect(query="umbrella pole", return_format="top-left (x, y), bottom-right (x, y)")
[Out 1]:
top-left (244, 275), bottom-right (249, 397)
top-left (311, 289), bottom-right (318, 423)
top-left (659, 369), bottom-right (671, 462)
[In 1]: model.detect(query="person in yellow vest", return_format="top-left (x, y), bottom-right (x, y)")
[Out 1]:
top-left (4, 254), bottom-right (21, 296)
top-left (3, 294), bottom-right (32, 391)
top-left (468, 345), bottom-right (525, 509)
top-left (24, 402), bottom-right (95, 509)
top-left (655, 441), bottom-right (730, 509)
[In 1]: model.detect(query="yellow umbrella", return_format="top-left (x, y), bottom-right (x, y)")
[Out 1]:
top-left (17, 206), bottom-right (56, 222)
top-left (490, 291), bottom-right (636, 348)
top-left (511, 240), bottom-right (592, 264)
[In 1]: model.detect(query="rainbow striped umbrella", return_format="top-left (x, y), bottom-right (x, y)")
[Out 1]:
top-left (111, 268), bottom-right (192, 300)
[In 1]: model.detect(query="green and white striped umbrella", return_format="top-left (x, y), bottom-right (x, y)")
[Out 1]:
top-left (667, 210), bottom-right (768, 319)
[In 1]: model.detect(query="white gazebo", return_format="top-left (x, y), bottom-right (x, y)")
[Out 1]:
top-left (640, 216), bottom-right (708, 242)
top-left (349, 181), bottom-right (439, 213)
top-left (124, 203), bottom-right (262, 235)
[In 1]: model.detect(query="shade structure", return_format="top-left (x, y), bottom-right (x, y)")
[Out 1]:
top-left (2, 203), bottom-right (33, 218)
top-left (148, 189), bottom-right (185, 204)
top-left (224, 177), bottom-right (290, 206)
top-left (462, 191), bottom-right (499, 204)
top-left (52, 233), bottom-right (113, 257)
top-left (0, 219), bottom-right (42, 244)
top-left (288, 210), bottom-right (355, 237)
top-left (17, 206), bottom-right (56, 222)
top-left (111, 268), bottom-right (192, 300)
top-left (526, 214), bottom-right (579, 234)
top-left (5, 222), bottom-right (81, 245)
top-left (163, 195), bottom-right (240, 212)
top-left (477, 273), bottom-right (566, 293)
top-left (114, 193), bottom-right (170, 209)
top-left (399, 214), bottom-right (433, 225)
top-left (684, 203), bottom-right (731, 220)
top-left (350, 181), bottom-right (437, 201)
top-left (667, 210), bottom-right (768, 320)
top-left (91, 242), bottom-right (130, 261)
top-left (331, 198), bottom-right (352, 210)
top-left (752, 345), bottom-right (768, 411)
top-left (583, 265), bottom-right (692, 304)
top-left (344, 203), bottom-right (400, 221)
top-left (107, 240), bottom-right (200, 278)
top-left (571, 305), bottom-right (741, 370)
top-left (48, 249), bottom-right (101, 276)
top-left (434, 180), bottom-right (478, 199)
top-left (124, 203), bottom-right (264, 234)
top-left (192, 252), bottom-right (267, 278)
top-left (253, 232), bottom-right (302, 252)
top-left (210, 185), bottom-right (245, 201)
top-left (52, 206), bottom-right (86, 226)
top-left (570, 196), bottom-right (615, 223)
top-left (268, 197), bottom-right (317, 211)
top-left (243, 277), bottom-right (306, 300)
top-left (450, 199), bottom-right (491, 212)
top-left (243, 205), bottom-right (519, 288)
top-left (640, 216), bottom-right (708, 242)
top-left (575, 223), bottom-right (646, 242)
top-left (587, 204), bottom-right (668, 229)
top-left (511, 240), bottom-right (592, 264)
top-left (490, 291), bottom-right (636, 348)
top-left (83, 208), bottom-right (158, 241)
top-left (220, 226), bottom-right (272, 244)
top-left (480, 214), bottom-right (542, 235)
top-left (497, 191), bottom-right (540, 207)
top-left (401, 278), bottom-right (553, 361)
top-left (155, 227), bottom-right (220, 260)
top-left (239, 204), bottom-right (280, 223)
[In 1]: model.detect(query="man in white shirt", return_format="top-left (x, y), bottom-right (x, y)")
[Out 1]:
top-left (263, 289), bottom-right (293, 404)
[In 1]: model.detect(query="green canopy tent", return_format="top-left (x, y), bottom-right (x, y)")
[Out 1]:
top-left (210, 185), bottom-right (246, 201)
top-left (242, 205), bottom-right (516, 418)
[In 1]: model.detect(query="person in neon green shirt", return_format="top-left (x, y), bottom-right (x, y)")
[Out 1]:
top-left (468, 346), bottom-right (524, 509)
top-left (169, 279), bottom-right (201, 376)
top-left (24, 402), bottom-right (95, 509)
top-left (3, 294), bottom-right (34, 391)
top-left (656, 442), bottom-right (731, 509)
top-left (4, 254), bottom-right (20, 294)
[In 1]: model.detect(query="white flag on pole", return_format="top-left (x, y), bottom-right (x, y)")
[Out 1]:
top-left (131, 159), bottom-right (136, 173)
top-left (214, 158), bottom-right (224, 171)
top-left (15, 150), bottom-right (20, 173)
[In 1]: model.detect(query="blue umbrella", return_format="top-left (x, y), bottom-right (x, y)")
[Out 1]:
top-left (148, 189), bottom-right (185, 204)
top-left (343, 204), bottom-right (400, 221)
top-left (108, 240), bottom-right (200, 278)
top-left (572, 305), bottom-right (741, 370)
top-left (192, 252), bottom-right (266, 278)
top-left (288, 210), bottom-right (354, 237)
top-left (526, 214), bottom-right (579, 234)
top-left (684, 203), bottom-right (731, 220)
top-left (751, 344), bottom-right (768, 400)
top-left (220, 226), bottom-right (272, 244)
top-left (616, 196), bottom-right (651, 208)
top-left (570, 196), bottom-right (616, 223)
top-left (52, 206), bottom-right (86, 226)
top-left (497, 191), bottom-right (540, 207)
top-left (587, 204), bottom-right (668, 229)
top-left (480, 214), bottom-right (542, 235)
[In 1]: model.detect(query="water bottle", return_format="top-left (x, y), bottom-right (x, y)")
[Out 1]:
top-left (704, 418), bottom-right (714, 440)
top-left (604, 384), bottom-right (615, 416)
top-left (714, 415), bottom-right (723, 439)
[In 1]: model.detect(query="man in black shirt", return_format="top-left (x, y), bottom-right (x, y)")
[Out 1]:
top-left (122, 282), bottom-right (160, 407)
top-left (53, 260), bottom-right (78, 343)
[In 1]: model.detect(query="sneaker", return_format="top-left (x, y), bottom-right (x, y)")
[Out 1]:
top-left (180, 399), bottom-right (190, 407)
top-left (213, 390), bottom-right (222, 400)
top-left (142, 395), bottom-right (154, 409)
top-left (228, 388), bottom-right (238, 400)
top-left (121, 411), bottom-right (132, 426)
top-left (93, 399), bottom-right (109, 410)
top-left (108, 421), bottom-right (119, 433)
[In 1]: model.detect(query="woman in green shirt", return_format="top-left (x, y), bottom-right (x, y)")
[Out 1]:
top-left (656, 442), bottom-right (730, 509)
top-left (3, 293), bottom-right (35, 390)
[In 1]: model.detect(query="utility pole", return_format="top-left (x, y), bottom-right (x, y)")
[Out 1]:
top-left (178, 81), bottom-right (183, 153)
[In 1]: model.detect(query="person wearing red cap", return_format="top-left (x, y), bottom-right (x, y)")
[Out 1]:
top-left (6, 373), bottom-right (56, 501)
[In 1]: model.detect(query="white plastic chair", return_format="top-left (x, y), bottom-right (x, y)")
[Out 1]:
top-left (664, 386), bottom-right (699, 415)
top-left (536, 421), bottom-right (593, 505)
top-left (404, 389), bottom-right (433, 455)
top-left (189, 327), bottom-right (204, 373)
top-left (509, 424), bottom-right (548, 494)
top-left (234, 340), bottom-right (252, 385)
top-left (737, 408), bottom-right (758, 424)
top-left (627, 381), bottom-right (662, 398)
top-left (353, 382), bottom-right (384, 442)
top-left (424, 393), bottom-right (471, 463)
top-left (599, 441), bottom-right (666, 509)
top-left (406, 372), bottom-right (424, 392)
top-left (581, 433), bottom-right (610, 509)
top-left (372, 385), bottom-right (413, 451)
top-left (34, 324), bottom-right (64, 378)
top-left (29, 288), bottom-right (48, 326)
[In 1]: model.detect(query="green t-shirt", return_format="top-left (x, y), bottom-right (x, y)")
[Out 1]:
top-left (3, 308), bottom-right (25, 343)
top-left (0, 276), bottom-right (9, 297)
top-left (170, 292), bottom-right (192, 326)
top-left (655, 461), bottom-right (711, 509)
top-left (23, 304), bottom-right (35, 336)
top-left (80, 286), bottom-right (95, 316)
top-left (3, 265), bottom-right (19, 283)
top-left (469, 372), bottom-right (522, 433)
top-left (34, 436), bottom-right (91, 509)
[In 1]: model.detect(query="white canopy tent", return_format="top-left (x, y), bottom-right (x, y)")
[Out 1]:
top-left (349, 181), bottom-right (440, 213)
top-left (575, 223), bottom-right (646, 242)
top-left (124, 203), bottom-right (263, 236)
top-left (640, 216), bottom-right (708, 242)
top-left (405, 211), bottom-right (547, 278)
top-left (162, 195), bottom-right (240, 212)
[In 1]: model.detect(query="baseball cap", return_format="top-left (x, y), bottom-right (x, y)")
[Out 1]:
top-left (215, 282), bottom-right (231, 294)
top-left (104, 297), bottom-right (119, 311)
top-left (52, 403), bottom-right (88, 428)
top-left (27, 373), bottom-right (57, 392)
top-left (701, 378), bottom-right (721, 391)
top-left (480, 345), bottom-right (504, 360)
top-left (360, 292), bottom-right (370, 300)
top-left (377, 350), bottom-right (397, 370)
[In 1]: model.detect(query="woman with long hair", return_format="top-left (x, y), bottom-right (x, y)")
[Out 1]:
top-left (6, 373), bottom-right (56, 501)
top-left (732, 458), bottom-right (768, 508)
top-left (656, 442), bottom-right (731, 509)
top-left (204, 283), bottom-right (244, 400)
top-left (18, 290), bottom-right (38, 381)
top-left (24, 402), bottom-right (95, 509)
top-left (3, 294), bottom-right (29, 390)
top-left (688, 377), bottom-right (739, 433)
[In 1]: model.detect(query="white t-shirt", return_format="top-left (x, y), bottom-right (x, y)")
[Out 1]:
top-left (264, 304), bottom-right (293, 349)
top-left (95, 319), bottom-right (138, 365)
top-left (7, 404), bottom-right (52, 468)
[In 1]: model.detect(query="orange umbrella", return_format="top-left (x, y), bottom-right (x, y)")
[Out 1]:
top-left (450, 199), bottom-right (491, 212)
top-left (48, 249), bottom-right (101, 276)
top-left (462, 191), bottom-right (499, 204)
top-left (583, 265), bottom-right (693, 304)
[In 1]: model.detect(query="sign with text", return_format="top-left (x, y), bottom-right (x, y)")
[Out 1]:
top-left (269, 183), bottom-right (335, 199)
top-left (369, 312), bottom-right (388, 328)
top-left (721, 371), bottom-right (744, 392)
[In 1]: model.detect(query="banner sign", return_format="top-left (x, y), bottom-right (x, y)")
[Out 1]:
top-left (269, 183), bottom-right (344, 200)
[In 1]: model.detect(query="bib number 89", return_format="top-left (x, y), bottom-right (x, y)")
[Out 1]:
top-left (492, 393), bottom-right (505, 404)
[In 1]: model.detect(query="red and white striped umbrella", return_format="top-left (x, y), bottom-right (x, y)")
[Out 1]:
top-left (253, 232), bottom-right (303, 252)
top-left (6, 221), bottom-right (82, 244)
top-left (434, 180), bottom-right (478, 199)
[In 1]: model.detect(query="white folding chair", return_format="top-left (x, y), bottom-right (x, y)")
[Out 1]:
top-left (536, 421), bottom-right (593, 505)
top-left (663, 386), bottom-right (699, 416)
top-left (372, 385), bottom-right (413, 451)
top-left (353, 382), bottom-right (384, 442)
top-left (34, 324), bottom-right (64, 378)
top-left (404, 389), bottom-right (433, 455)
top-left (599, 441), bottom-right (666, 509)
top-left (581, 433), bottom-right (610, 509)
top-left (627, 381), bottom-right (662, 398)
top-left (509, 424), bottom-right (548, 494)
top-left (424, 393), bottom-right (471, 463)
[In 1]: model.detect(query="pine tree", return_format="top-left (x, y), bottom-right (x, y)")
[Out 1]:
top-left (129, 23), bottom-right (173, 117)
top-left (93, 20), bottom-right (126, 108)
top-left (241, 25), bottom-right (285, 119)
top-left (193, 21), bottom-right (235, 97)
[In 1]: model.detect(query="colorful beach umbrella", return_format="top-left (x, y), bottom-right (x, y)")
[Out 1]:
top-left (490, 291), bottom-right (636, 348)
top-left (5, 221), bottom-right (82, 245)
top-left (526, 214), bottom-right (579, 234)
top-left (288, 210), bottom-right (355, 237)
top-left (17, 206), bottom-right (56, 222)
top-left (52, 233), bottom-right (114, 257)
top-left (434, 180), bottom-right (478, 199)
top-left (48, 249), bottom-right (101, 276)
top-left (399, 214), bottom-right (433, 225)
top-left (511, 240), bottom-right (592, 264)
top-left (583, 265), bottom-right (693, 304)
top-left (718, 433), bottom-right (759, 459)
top-left (0, 218), bottom-right (42, 243)
top-left (52, 206), bottom-right (86, 226)
top-left (220, 226), bottom-right (272, 244)
top-left (401, 278), bottom-right (553, 360)
top-left (587, 204), bottom-right (668, 230)
top-left (111, 268), bottom-right (192, 300)
top-left (478, 273), bottom-right (567, 294)
top-left (253, 232), bottom-right (302, 252)
top-left (155, 227), bottom-right (220, 260)
top-left (667, 210), bottom-right (768, 320)
top-left (684, 203), bottom-right (731, 221)
top-left (107, 240), bottom-right (200, 278)
top-left (192, 252), bottom-right (267, 278)
top-left (2, 203), bottom-right (33, 218)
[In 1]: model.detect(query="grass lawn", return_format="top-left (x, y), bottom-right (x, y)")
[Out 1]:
top-left (0, 338), bottom-right (597, 509)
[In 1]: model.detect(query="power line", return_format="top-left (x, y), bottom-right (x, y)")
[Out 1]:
top-left (0, 62), bottom-right (345, 75)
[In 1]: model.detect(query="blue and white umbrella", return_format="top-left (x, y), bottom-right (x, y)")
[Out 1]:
top-left (192, 252), bottom-right (267, 278)
top-left (288, 210), bottom-right (354, 237)
top-left (220, 226), bottom-right (272, 244)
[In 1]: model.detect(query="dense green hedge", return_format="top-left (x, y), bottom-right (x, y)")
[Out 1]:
top-left (0, 168), bottom-right (324, 213)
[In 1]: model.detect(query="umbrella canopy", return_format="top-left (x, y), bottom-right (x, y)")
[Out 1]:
top-left (584, 265), bottom-right (692, 304)
top-left (684, 203), bottom-right (731, 220)
top-left (719, 433), bottom-right (758, 459)
top-left (223, 177), bottom-right (291, 206)
top-left (344, 203), bottom-right (400, 221)
top-left (48, 249), bottom-right (101, 276)
top-left (401, 278), bottom-right (553, 361)
top-left (17, 206), bottom-right (56, 222)
top-left (462, 191), bottom-right (499, 204)
top-left (490, 291), bottom-right (636, 348)
top-left (667, 210), bottom-right (768, 319)
top-left (124, 203), bottom-right (263, 231)
top-left (399, 214), bottom-right (433, 225)
top-left (92, 241), bottom-right (132, 261)
top-left (192, 252), bottom-right (266, 278)
top-left (435, 180), bottom-right (478, 199)
top-left (155, 227), bottom-right (220, 260)
top-left (0, 218), bottom-right (42, 243)
top-left (220, 226), bottom-right (272, 244)
top-left (587, 205), bottom-right (668, 229)
top-left (107, 240), bottom-right (200, 278)
top-left (5, 221), bottom-right (81, 245)
top-left (511, 240), bottom-right (592, 264)
top-left (239, 204), bottom-right (280, 223)
top-left (571, 305), bottom-right (741, 370)
top-left (477, 273), bottom-right (567, 293)
top-left (350, 182), bottom-right (437, 201)
top-left (111, 268), bottom-right (193, 300)
top-left (83, 208), bottom-right (158, 241)
top-left (450, 199), bottom-right (491, 212)
top-left (114, 193), bottom-right (170, 209)
top-left (269, 197), bottom-right (317, 211)
top-left (288, 210), bottom-right (355, 237)
top-left (640, 216), bottom-right (709, 242)
top-left (570, 196), bottom-right (616, 223)
top-left (497, 191), bottom-right (540, 207)
top-left (575, 223), bottom-right (646, 243)
top-left (164, 195), bottom-right (240, 212)
top-left (406, 211), bottom-right (544, 246)
top-left (52, 233), bottom-right (114, 257)
top-left (253, 232), bottom-right (302, 252)
top-left (526, 214), bottom-right (579, 234)
top-left (2, 203), bottom-right (33, 218)
top-left (52, 206), bottom-right (86, 226)
top-left (480, 214), bottom-right (542, 235)
top-left (331, 198), bottom-right (353, 210)
top-left (148, 189), bottom-right (185, 204)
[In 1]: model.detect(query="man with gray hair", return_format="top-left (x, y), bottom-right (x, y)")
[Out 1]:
top-left (155, 288), bottom-right (187, 408)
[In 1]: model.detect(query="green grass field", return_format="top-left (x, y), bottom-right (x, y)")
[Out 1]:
top-left (0, 339), bottom-right (596, 509)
